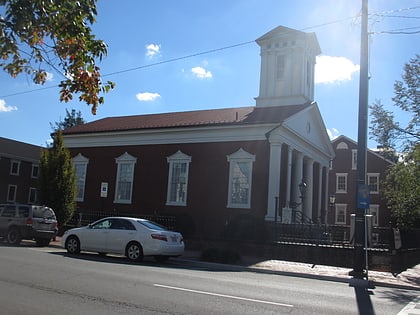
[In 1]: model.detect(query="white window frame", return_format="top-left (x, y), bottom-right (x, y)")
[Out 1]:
top-left (72, 153), bottom-right (89, 202)
top-left (28, 187), bottom-right (37, 204)
top-left (227, 148), bottom-right (255, 209)
top-left (7, 184), bottom-right (17, 202)
top-left (10, 160), bottom-right (20, 175)
top-left (114, 152), bottom-right (137, 204)
top-left (367, 173), bottom-right (380, 194)
top-left (166, 150), bottom-right (191, 206)
top-left (335, 204), bottom-right (347, 225)
top-left (336, 173), bottom-right (348, 193)
top-left (352, 149), bottom-right (357, 170)
top-left (31, 164), bottom-right (39, 178)
top-left (369, 204), bottom-right (379, 226)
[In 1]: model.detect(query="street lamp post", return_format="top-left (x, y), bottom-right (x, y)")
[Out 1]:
top-left (329, 194), bottom-right (336, 224)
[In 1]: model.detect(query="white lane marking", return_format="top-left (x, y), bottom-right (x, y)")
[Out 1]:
top-left (397, 297), bottom-right (420, 315)
top-left (154, 284), bottom-right (294, 308)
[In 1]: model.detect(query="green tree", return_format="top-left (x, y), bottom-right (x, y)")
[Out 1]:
top-left (369, 55), bottom-right (419, 154)
top-left (38, 129), bottom-right (76, 226)
top-left (50, 108), bottom-right (86, 131)
top-left (384, 145), bottom-right (420, 228)
top-left (0, 0), bottom-right (114, 114)
top-left (370, 55), bottom-right (420, 228)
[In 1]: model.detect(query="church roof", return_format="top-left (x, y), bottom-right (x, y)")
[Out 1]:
top-left (63, 103), bottom-right (312, 135)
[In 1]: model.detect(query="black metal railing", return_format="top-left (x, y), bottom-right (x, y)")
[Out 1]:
top-left (270, 223), bottom-right (394, 249)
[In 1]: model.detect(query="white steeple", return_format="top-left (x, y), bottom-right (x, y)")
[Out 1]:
top-left (255, 26), bottom-right (321, 107)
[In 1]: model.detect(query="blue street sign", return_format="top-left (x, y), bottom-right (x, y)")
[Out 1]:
top-left (357, 184), bottom-right (370, 209)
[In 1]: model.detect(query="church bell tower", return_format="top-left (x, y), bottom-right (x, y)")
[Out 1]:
top-left (255, 26), bottom-right (321, 107)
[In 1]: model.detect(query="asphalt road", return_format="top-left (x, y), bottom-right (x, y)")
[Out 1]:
top-left (0, 242), bottom-right (417, 314)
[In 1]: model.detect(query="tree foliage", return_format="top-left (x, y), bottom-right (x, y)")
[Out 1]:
top-left (369, 54), bottom-right (419, 153)
top-left (384, 145), bottom-right (420, 228)
top-left (50, 108), bottom-right (85, 131)
top-left (38, 129), bottom-right (76, 226)
top-left (370, 55), bottom-right (420, 228)
top-left (0, 0), bottom-right (114, 114)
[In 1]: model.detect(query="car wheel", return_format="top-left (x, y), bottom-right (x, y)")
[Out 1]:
top-left (126, 242), bottom-right (143, 261)
top-left (65, 236), bottom-right (80, 254)
top-left (154, 255), bottom-right (169, 263)
top-left (7, 228), bottom-right (21, 244)
top-left (35, 238), bottom-right (51, 247)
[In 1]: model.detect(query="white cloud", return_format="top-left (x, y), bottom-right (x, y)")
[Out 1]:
top-left (327, 128), bottom-right (340, 140)
top-left (0, 99), bottom-right (17, 112)
top-left (146, 44), bottom-right (161, 58)
top-left (315, 56), bottom-right (360, 84)
top-left (191, 66), bottom-right (212, 79)
top-left (136, 92), bottom-right (161, 102)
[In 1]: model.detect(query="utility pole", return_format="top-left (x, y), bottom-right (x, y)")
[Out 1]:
top-left (352, 0), bottom-right (369, 279)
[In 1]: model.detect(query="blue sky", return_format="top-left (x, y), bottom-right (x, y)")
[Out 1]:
top-left (1, 0), bottom-right (419, 147)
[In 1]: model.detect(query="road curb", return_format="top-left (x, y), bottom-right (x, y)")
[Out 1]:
top-left (51, 240), bottom-right (419, 291)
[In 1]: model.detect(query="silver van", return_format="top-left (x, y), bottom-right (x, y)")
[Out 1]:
top-left (0, 204), bottom-right (58, 246)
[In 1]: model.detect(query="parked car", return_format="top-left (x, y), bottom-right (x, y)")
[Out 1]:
top-left (62, 217), bottom-right (184, 262)
top-left (0, 203), bottom-right (58, 246)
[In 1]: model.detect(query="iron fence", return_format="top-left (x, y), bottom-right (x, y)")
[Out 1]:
top-left (271, 223), bottom-right (394, 249)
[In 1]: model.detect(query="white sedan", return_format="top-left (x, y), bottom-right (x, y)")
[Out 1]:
top-left (62, 217), bottom-right (184, 262)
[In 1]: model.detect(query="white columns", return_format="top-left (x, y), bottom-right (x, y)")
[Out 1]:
top-left (292, 151), bottom-right (304, 204)
top-left (317, 163), bottom-right (323, 222)
top-left (303, 158), bottom-right (314, 221)
top-left (265, 141), bottom-right (282, 221)
top-left (285, 146), bottom-right (293, 207)
top-left (324, 166), bottom-right (330, 224)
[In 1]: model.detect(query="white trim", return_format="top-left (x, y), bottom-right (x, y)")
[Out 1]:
top-left (352, 149), bottom-right (357, 170)
top-left (114, 152), bottom-right (137, 204)
top-left (63, 124), bottom-right (272, 148)
top-left (369, 204), bottom-right (379, 226)
top-left (227, 148), bottom-right (255, 209)
top-left (72, 154), bottom-right (89, 202)
top-left (10, 160), bottom-right (20, 175)
top-left (335, 204), bottom-right (347, 225)
top-left (28, 187), bottom-right (37, 204)
top-left (166, 151), bottom-right (191, 206)
top-left (7, 184), bottom-right (17, 202)
top-left (367, 173), bottom-right (380, 194)
top-left (31, 164), bottom-right (39, 179)
top-left (336, 173), bottom-right (348, 194)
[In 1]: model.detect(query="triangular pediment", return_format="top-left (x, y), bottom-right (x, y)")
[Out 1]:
top-left (282, 103), bottom-right (334, 160)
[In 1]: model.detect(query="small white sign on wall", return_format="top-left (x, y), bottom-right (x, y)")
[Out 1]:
top-left (100, 182), bottom-right (108, 198)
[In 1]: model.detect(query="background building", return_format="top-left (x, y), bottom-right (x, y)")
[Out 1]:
top-left (328, 135), bottom-right (395, 228)
top-left (0, 137), bottom-right (43, 204)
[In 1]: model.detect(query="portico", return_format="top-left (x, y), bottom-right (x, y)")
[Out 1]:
top-left (265, 137), bottom-right (331, 224)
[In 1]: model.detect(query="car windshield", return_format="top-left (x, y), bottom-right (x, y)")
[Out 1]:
top-left (138, 220), bottom-right (168, 231)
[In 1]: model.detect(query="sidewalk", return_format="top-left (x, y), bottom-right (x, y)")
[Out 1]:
top-left (178, 249), bottom-right (420, 291)
top-left (52, 237), bottom-right (420, 291)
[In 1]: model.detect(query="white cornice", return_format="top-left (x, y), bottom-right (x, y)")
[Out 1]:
top-left (63, 124), bottom-right (276, 148)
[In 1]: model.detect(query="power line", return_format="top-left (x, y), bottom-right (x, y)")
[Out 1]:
top-left (370, 26), bottom-right (420, 35)
top-left (1, 7), bottom-right (419, 99)
top-left (102, 40), bottom-right (254, 78)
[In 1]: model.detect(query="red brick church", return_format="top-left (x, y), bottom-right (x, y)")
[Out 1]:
top-left (62, 26), bottom-right (335, 238)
